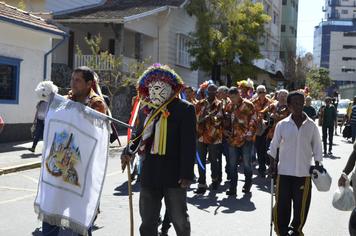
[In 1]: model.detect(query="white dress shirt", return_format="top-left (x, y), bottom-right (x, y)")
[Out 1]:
top-left (267, 114), bottom-right (323, 177)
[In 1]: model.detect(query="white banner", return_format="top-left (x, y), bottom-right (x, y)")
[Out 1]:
top-left (34, 94), bottom-right (110, 235)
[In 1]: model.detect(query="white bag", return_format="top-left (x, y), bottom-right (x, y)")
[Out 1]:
top-left (311, 168), bottom-right (332, 192)
top-left (332, 182), bottom-right (355, 211)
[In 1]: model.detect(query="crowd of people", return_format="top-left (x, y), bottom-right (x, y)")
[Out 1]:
top-left (26, 63), bottom-right (356, 236)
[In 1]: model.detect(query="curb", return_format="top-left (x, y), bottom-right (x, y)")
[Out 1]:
top-left (0, 161), bottom-right (42, 175)
top-left (0, 146), bottom-right (126, 176)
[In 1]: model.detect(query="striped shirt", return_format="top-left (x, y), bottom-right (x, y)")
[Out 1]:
top-left (351, 105), bottom-right (356, 125)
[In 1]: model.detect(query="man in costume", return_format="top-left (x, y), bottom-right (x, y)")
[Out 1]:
top-left (121, 64), bottom-right (196, 236)
top-left (252, 85), bottom-right (273, 177)
top-left (261, 89), bottom-right (290, 152)
top-left (41, 66), bottom-right (107, 236)
top-left (224, 87), bottom-right (257, 195)
top-left (217, 85), bottom-right (231, 181)
top-left (195, 84), bottom-right (224, 194)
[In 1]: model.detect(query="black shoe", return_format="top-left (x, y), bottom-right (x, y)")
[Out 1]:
top-left (29, 147), bottom-right (35, 153)
top-left (323, 152), bottom-right (328, 157)
top-left (242, 184), bottom-right (252, 193)
top-left (226, 189), bottom-right (237, 196)
top-left (328, 151), bottom-right (333, 156)
top-left (194, 187), bottom-right (206, 195)
top-left (211, 181), bottom-right (219, 190)
top-left (159, 232), bottom-right (168, 236)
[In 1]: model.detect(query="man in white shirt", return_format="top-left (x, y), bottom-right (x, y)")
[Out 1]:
top-left (268, 91), bottom-right (323, 236)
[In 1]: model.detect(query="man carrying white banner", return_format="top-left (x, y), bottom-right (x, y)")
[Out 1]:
top-left (34, 66), bottom-right (108, 236)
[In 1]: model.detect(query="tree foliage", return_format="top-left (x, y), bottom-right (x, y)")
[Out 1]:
top-left (186, 0), bottom-right (271, 84)
top-left (306, 67), bottom-right (332, 99)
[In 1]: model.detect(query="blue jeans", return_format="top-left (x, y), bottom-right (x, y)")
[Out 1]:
top-left (139, 187), bottom-right (190, 236)
top-left (351, 123), bottom-right (356, 143)
top-left (42, 221), bottom-right (92, 236)
top-left (228, 141), bottom-right (253, 189)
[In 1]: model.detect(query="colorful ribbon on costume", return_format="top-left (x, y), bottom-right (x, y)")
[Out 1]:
top-left (127, 96), bottom-right (140, 142)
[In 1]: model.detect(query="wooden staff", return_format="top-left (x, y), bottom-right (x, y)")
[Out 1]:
top-left (126, 162), bottom-right (134, 236)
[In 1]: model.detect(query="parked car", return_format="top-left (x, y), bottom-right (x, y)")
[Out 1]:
top-left (337, 99), bottom-right (351, 126)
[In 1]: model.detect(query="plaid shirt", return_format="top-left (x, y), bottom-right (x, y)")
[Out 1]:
top-left (196, 98), bottom-right (223, 144)
top-left (224, 99), bottom-right (257, 147)
top-left (67, 89), bottom-right (107, 114)
top-left (263, 102), bottom-right (290, 140)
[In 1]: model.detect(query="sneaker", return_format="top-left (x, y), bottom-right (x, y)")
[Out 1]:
top-left (328, 151), bottom-right (333, 156)
top-left (194, 187), bottom-right (206, 195)
top-left (29, 147), bottom-right (35, 153)
top-left (226, 189), bottom-right (237, 196)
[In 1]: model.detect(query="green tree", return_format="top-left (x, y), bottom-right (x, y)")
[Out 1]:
top-left (17, 0), bottom-right (26, 10)
top-left (76, 34), bottom-right (150, 110)
top-left (306, 67), bottom-right (332, 99)
top-left (186, 0), bottom-right (271, 85)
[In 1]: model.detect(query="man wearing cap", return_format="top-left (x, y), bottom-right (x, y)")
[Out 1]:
top-left (252, 85), bottom-right (273, 177)
top-left (121, 64), bottom-right (196, 236)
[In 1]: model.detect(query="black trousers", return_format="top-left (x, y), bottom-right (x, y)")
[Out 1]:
top-left (139, 187), bottom-right (190, 236)
top-left (197, 142), bottom-right (222, 187)
top-left (322, 125), bottom-right (334, 152)
top-left (255, 133), bottom-right (268, 173)
top-left (274, 175), bottom-right (312, 236)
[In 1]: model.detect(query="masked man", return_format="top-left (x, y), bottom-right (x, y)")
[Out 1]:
top-left (224, 87), bottom-right (257, 195)
top-left (121, 64), bottom-right (196, 236)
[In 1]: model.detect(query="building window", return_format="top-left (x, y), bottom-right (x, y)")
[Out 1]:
top-left (342, 57), bottom-right (356, 61)
top-left (343, 45), bottom-right (356, 49)
top-left (281, 25), bottom-right (286, 32)
top-left (273, 12), bottom-right (278, 24)
top-left (344, 32), bottom-right (356, 37)
top-left (282, 0), bottom-right (287, 5)
top-left (0, 56), bottom-right (21, 104)
top-left (176, 34), bottom-right (191, 68)
top-left (342, 9), bottom-right (348, 14)
top-left (342, 68), bottom-right (356, 72)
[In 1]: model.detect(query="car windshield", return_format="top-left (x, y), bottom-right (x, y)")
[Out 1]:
top-left (338, 101), bottom-right (350, 109)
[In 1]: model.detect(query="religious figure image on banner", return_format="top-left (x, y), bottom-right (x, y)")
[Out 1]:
top-left (34, 93), bottom-right (110, 235)
top-left (45, 131), bottom-right (81, 186)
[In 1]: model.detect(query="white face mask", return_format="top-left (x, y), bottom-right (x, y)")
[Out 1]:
top-left (148, 81), bottom-right (173, 106)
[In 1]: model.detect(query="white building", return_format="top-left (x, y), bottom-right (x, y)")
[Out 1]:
top-left (52, 0), bottom-right (198, 87)
top-left (0, 2), bottom-right (65, 142)
top-left (253, 0), bottom-right (285, 90)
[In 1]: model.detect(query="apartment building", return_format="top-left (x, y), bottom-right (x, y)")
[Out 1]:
top-left (313, 0), bottom-right (356, 88)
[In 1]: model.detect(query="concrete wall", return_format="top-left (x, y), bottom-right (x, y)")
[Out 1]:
top-left (0, 21), bottom-right (58, 142)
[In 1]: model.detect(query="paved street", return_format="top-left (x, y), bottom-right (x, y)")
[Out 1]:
top-left (0, 134), bottom-right (354, 236)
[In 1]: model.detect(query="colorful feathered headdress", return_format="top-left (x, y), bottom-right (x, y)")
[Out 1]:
top-left (137, 63), bottom-right (184, 99)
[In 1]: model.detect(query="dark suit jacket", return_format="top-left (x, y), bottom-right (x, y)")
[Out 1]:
top-left (130, 98), bottom-right (196, 189)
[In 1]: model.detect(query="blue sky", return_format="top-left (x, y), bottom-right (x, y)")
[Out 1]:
top-left (296, 0), bottom-right (325, 55)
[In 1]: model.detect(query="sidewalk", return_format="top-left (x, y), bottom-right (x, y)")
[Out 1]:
top-left (0, 136), bottom-right (127, 175)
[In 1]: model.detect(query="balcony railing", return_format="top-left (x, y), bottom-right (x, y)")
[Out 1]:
top-left (74, 54), bottom-right (137, 72)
